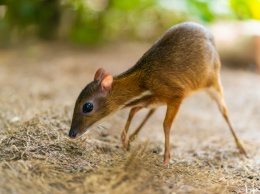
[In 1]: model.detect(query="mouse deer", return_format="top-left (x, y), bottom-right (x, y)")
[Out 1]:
top-left (69, 22), bottom-right (247, 164)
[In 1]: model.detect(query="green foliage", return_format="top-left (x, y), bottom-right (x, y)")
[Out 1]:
top-left (230, 0), bottom-right (260, 20)
top-left (111, 0), bottom-right (155, 11)
top-left (1, 0), bottom-right (60, 39)
top-left (68, 2), bottom-right (103, 44)
top-left (0, 0), bottom-right (260, 45)
top-left (0, 0), bottom-right (184, 45)
top-left (67, 0), bottom-right (180, 44)
top-left (184, 0), bottom-right (215, 22)
top-left (184, 0), bottom-right (260, 22)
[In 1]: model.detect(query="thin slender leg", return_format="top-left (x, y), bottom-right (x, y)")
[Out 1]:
top-left (128, 108), bottom-right (156, 143)
top-left (121, 107), bottom-right (142, 150)
top-left (163, 100), bottom-right (182, 164)
top-left (207, 83), bottom-right (247, 156)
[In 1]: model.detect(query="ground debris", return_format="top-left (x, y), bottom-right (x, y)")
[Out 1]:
top-left (1, 43), bottom-right (260, 194)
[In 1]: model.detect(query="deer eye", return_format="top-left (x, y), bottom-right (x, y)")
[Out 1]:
top-left (83, 102), bottom-right (93, 113)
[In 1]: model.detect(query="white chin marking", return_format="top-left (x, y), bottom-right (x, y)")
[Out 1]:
top-left (147, 102), bottom-right (165, 109)
top-left (83, 130), bottom-right (91, 135)
top-left (122, 90), bottom-right (152, 107)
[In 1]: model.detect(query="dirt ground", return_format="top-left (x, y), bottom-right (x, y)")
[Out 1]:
top-left (0, 42), bottom-right (260, 194)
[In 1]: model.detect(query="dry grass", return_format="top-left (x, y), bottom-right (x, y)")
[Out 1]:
top-left (0, 42), bottom-right (260, 194)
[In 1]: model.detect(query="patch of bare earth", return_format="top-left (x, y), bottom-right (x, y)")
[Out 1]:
top-left (0, 42), bottom-right (259, 194)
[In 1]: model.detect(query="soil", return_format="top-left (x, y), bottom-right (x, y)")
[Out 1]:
top-left (0, 42), bottom-right (260, 194)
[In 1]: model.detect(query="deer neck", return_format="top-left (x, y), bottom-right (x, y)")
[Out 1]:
top-left (109, 72), bottom-right (150, 108)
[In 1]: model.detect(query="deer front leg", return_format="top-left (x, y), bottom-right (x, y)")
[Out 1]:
top-left (121, 106), bottom-right (142, 150)
top-left (163, 101), bottom-right (181, 164)
top-left (129, 108), bottom-right (156, 143)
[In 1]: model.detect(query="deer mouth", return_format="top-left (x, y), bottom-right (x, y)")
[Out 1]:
top-left (68, 128), bottom-right (79, 139)
top-left (69, 124), bottom-right (92, 139)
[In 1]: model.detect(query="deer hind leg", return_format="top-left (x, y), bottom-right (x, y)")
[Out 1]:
top-left (207, 80), bottom-right (247, 156)
top-left (128, 108), bottom-right (156, 143)
top-left (121, 106), bottom-right (142, 150)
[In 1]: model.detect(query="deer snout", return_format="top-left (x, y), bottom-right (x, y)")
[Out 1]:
top-left (69, 128), bottom-right (79, 139)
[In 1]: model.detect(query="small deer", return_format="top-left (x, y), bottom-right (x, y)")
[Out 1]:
top-left (69, 22), bottom-right (247, 164)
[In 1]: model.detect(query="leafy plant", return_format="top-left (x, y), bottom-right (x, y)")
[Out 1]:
top-left (0, 0), bottom-right (259, 45)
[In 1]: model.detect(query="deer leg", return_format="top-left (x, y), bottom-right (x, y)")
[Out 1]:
top-left (207, 84), bottom-right (247, 157)
top-left (121, 106), bottom-right (142, 150)
top-left (163, 100), bottom-right (182, 164)
top-left (128, 108), bottom-right (156, 143)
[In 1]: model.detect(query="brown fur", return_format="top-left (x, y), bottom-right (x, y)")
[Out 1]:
top-left (69, 22), bottom-right (247, 164)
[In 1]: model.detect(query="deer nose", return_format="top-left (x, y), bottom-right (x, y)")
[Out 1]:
top-left (69, 129), bottom-right (78, 139)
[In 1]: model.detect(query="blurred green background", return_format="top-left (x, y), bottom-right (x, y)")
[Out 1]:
top-left (0, 0), bottom-right (259, 45)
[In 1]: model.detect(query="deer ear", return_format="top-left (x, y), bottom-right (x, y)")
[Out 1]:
top-left (101, 74), bottom-right (113, 92)
top-left (94, 68), bottom-right (106, 81)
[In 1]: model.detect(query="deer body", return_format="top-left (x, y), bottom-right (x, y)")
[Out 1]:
top-left (69, 22), bottom-right (247, 164)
